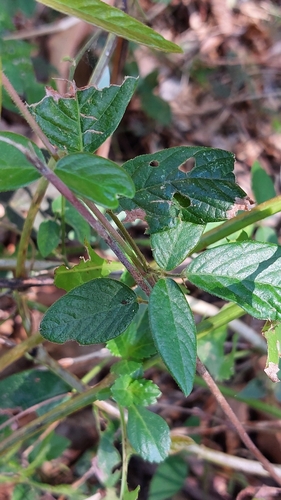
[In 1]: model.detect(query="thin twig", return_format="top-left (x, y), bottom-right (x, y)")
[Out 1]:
top-left (1, 72), bottom-right (58, 158)
top-left (196, 358), bottom-right (281, 486)
top-left (0, 136), bottom-right (151, 296)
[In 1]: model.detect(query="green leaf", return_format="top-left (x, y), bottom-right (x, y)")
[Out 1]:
top-left (148, 455), bottom-right (188, 500)
top-left (111, 376), bottom-right (161, 406)
top-left (255, 226), bottom-right (278, 245)
top-left (0, 369), bottom-right (71, 410)
top-left (151, 221), bottom-right (205, 270)
top-left (40, 278), bottom-right (139, 344)
top-left (119, 147), bottom-right (246, 233)
top-left (111, 360), bottom-right (143, 378)
top-left (36, 0), bottom-right (182, 53)
top-left (55, 241), bottom-right (123, 291)
top-left (29, 77), bottom-right (138, 153)
top-left (263, 323), bottom-right (281, 382)
top-left (187, 241), bottom-right (281, 321)
top-left (107, 307), bottom-right (157, 360)
top-left (97, 425), bottom-right (121, 487)
top-left (123, 486), bottom-right (140, 500)
top-left (55, 153), bottom-right (135, 209)
top-left (37, 220), bottom-right (60, 257)
top-left (127, 405), bottom-right (170, 463)
top-left (251, 161), bottom-right (276, 204)
top-left (12, 485), bottom-right (38, 500)
top-left (1, 40), bottom-right (45, 111)
top-left (29, 431), bottom-right (70, 464)
top-left (149, 279), bottom-right (197, 396)
top-left (197, 327), bottom-right (237, 381)
top-left (52, 195), bottom-right (91, 244)
top-left (0, 132), bottom-right (42, 190)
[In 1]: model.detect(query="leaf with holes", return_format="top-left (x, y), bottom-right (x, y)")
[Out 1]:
top-left (119, 147), bottom-right (246, 234)
top-left (187, 241), bottom-right (281, 321)
top-left (149, 278), bottom-right (197, 396)
top-left (40, 278), bottom-right (139, 345)
top-left (36, 0), bottom-right (181, 53)
top-left (55, 241), bottom-right (123, 292)
top-left (29, 77), bottom-right (137, 153)
top-left (55, 153), bottom-right (135, 208)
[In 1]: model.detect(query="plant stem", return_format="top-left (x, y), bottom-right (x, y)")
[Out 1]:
top-left (0, 332), bottom-right (43, 374)
top-left (1, 72), bottom-right (58, 158)
top-left (0, 373), bottom-right (116, 457)
top-left (108, 210), bottom-right (150, 273)
top-left (195, 195), bottom-right (281, 252)
top-left (196, 303), bottom-right (245, 339)
top-left (90, 33), bottom-right (116, 86)
top-left (0, 137), bottom-right (151, 296)
top-left (68, 30), bottom-right (101, 83)
top-left (119, 405), bottom-right (130, 500)
top-left (196, 358), bottom-right (281, 487)
top-left (15, 176), bottom-right (49, 278)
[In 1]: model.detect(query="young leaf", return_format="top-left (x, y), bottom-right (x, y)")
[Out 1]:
top-left (37, 220), bottom-right (60, 257)
top-left (55, 153), bottom-right (135, 209)
top-left (119, 147), bottom-right (246, 233)
top-left (40, 278), bottom-right (139, 345)
top-left (55, 241), bottom-right (123, 291)
top-left (187, 241), bottom-right (281, 321)
top-left (29, 77), bottom-right (137, 153)
top-left (149, 279), bottom-right (197, 396)
top-left (127, 405), bottom-right (170, 463)
top-left (0, 132), bottom-right (42, 190)
top-left (151, 221), bottom-right (205, 270)
top-left (111, 376), bottom-right (161, 406)
top-left (36, 0), bottom-right (182, 53)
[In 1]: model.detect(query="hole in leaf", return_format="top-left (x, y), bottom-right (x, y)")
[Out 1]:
top-left (178, 157), bottom-right (195, 173)
top-left (149, 160), bottom-right (159, 167)
top-left (173, 192), bottom-right (191, 208)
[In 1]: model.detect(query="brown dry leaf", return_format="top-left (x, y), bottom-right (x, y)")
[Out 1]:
top-left (226, 196), bottom-right (255, 219)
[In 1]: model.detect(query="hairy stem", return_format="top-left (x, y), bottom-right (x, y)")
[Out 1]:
top-left (0, 136), bottom-right (151, 296)
top-left (15, 176), bottom-right (49, 278)
top-left (1, 72), bottom-right (58, 158)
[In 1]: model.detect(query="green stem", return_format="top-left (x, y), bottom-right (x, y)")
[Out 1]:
top-left (197, 303), bottom-right (246, 339)
top-left (195, 195), bottom-right (281, 252)
top-left (194, 375), bottom-right (281, 419)
top-left (0, 373), bottom-right (116, 457)
top-left (119, 405), bottom-right (130, 500)
top-left (60, 195), bottom-right (66, 257)
top-left (68, 30), bottom-right (101, 83)
top-left (1, 72), bottom-right (58, 158)
top-left (107, 210), bottom-right (150, 273)
top-left (0, 332), bottom-right (43, 374)
top-left (15, 176), bottom-right (49, 278)
top-left (90, 33), bottom-right (116, 86)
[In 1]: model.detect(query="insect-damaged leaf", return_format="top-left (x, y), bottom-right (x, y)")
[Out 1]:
top-left (187, 241), bottom-right (281, 321)
top-left (119, 147), bottom-right (246, 234)
top-left (29, 77), bottom-right (137, 153)
top-left (40, 278), bottom-right (139, 345)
